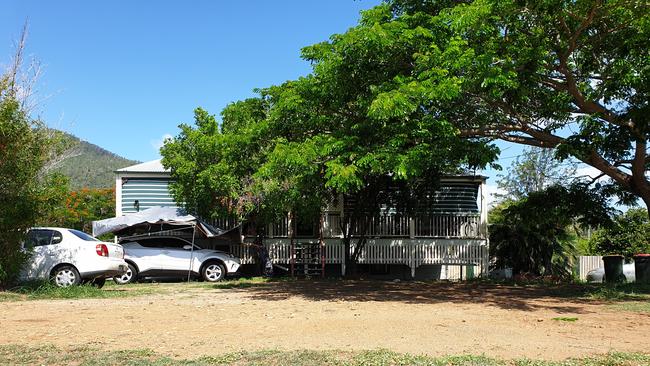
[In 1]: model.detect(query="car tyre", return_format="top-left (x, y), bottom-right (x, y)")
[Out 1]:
top-left (113, 263), bottom-right (138, 285)
top-left (202, 262), bottom-right (226, 282)
top-left (51, 265), bottom-right (81, 287)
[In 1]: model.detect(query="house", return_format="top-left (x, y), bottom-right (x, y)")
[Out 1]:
top-left (115, 160), bottom-right (489, 279)
top-left (115, 159), bottom-right (180, 216)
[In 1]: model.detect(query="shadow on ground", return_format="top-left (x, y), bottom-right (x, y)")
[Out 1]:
top-left (208, 279), bottom-right (648, 313)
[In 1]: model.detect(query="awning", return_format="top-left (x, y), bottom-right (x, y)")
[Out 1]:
top-left (92, 206), bottom-right (226, 238)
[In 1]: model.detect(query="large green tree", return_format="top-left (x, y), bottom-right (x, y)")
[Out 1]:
top-left (0, 28), bottom-right (74, 286)
top-left (0, 47), bottom-right (50, 286)
top-left (367, 0), bottom-right (650, 210)
top-left (163, 0), bottom-right (649, 271)
top-left (161, 5), bottom-right (500, 274)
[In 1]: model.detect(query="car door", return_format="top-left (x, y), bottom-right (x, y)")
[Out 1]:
top-left (156, 238), bottom-right (195, 272)
top-left (121, 241), bottom-right (163, 273)
top-left (23, 229), bottom-right (64, 279)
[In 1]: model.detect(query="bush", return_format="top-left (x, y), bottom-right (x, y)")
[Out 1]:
top-left (0, 65), bottom-right (49, 287)
top-left (489, 184), bottom-right (612, 277)
top-left (588, 208), bottom-right (650, 259)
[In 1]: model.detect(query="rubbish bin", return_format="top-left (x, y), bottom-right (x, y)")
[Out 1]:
top-left (602, 255), bottom-right (626, 283)
top-left (633, 254), bottom-right (650, 284)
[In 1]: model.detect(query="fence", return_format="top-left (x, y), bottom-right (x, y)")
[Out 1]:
top-left (577, 256), bottom-right (602, 280)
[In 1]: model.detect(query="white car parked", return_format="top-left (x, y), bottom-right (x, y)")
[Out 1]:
top-left (22, 227), bottom-right (128, 288)
top-left (113, 236), bottom-right (241, 284)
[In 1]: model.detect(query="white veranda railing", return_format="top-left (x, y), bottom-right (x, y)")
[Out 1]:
top-left (230, 239), bottom-right (488, 276)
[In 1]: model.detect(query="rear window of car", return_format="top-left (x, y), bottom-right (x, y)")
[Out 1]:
top-left (26, 229), bottom-right (63, 247)
top-left (69, 229), bottom-right (99, 242)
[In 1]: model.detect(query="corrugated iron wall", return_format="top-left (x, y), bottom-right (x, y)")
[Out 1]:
top-left (121, 178), bottom-right (179, 214)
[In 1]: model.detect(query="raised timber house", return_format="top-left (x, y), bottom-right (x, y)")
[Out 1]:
top-left (115, 160), bottom-right (489, 280)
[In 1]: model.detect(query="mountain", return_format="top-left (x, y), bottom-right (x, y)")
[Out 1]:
top-left (48, 131), bottom-right (139, 190)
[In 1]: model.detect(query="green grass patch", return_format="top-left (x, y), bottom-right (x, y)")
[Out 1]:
top-left (608, 301), bottom-right (650, 313)
top-left (0, 280), bottom-right (165, 302)
top-left (180, 276), bottom-right (299, 290)
top-left (209, 276), bottom-right (276, 289)
top-left (538, 282), bottom-right (650, 302)
top-left (585, 283), bottom-right (650, 302)
top-left (0, 345), bottom-right (649, 366)
top-left (551, 317), bottom-right (578, 322)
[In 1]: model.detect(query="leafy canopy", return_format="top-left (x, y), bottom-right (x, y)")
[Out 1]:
top-left (161, 4), bottom-right (500, 224)
top-left (366, 0), bottom-right (650, 208)
top-left (588, 208), bottom-right (650, 259)
top-left (0, 69), bottom-right (50, 285)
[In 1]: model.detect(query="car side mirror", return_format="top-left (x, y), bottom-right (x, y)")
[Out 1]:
top-left (182, 245), bottom-right (193, 250)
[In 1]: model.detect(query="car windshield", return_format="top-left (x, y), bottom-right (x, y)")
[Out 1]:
top-left (69, 229), bottom-right (99, 242)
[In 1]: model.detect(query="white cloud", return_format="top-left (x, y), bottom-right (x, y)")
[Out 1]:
top-left (150, 133), bottom-right (173, 151)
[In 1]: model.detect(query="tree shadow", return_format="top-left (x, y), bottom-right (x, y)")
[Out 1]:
top-left (213, 279), bottom-right (650, 313)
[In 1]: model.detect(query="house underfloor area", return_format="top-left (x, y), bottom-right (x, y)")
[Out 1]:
top-left (231, 238), bottom-right (489, 281)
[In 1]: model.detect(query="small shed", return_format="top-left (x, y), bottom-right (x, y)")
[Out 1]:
top-left (115, 159), bottom-right (177, 216)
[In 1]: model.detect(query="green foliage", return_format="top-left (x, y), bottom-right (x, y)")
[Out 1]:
top-left (359, 0), bottom-right (650, 209)
top-left (161, 3), bottom-right (501, 236)
top-left (585, 282), bottom-right (650, 302)
top-left (0, 280), bottom-right (163, 302)
top-left (37, 183), bottom-right (115, 234)
top-left (588, 208), bottom-right (650, 258)
top-left (0, 74), bottom-right (49, 286)
top-left (490, 184), bottom-right (613, 277)
top-left (0, 44), bottom-right (116, 286)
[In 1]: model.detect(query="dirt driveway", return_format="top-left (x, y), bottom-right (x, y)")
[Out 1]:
top-left (0, 281), bottom-right (648, 361)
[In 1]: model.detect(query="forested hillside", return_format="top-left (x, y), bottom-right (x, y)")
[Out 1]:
top-left (48, 131), bottom-right (138, 189)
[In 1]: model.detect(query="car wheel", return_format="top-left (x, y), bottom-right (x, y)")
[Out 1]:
top-left (202, 262), bottom-right (226, 282)
top-left (51, 265), bottom-right (81, 287)
top-left (114, 263), bottom-right (138, 285)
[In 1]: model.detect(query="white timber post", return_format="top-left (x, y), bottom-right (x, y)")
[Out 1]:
top-left (115, 174), bottom-right (123, 217)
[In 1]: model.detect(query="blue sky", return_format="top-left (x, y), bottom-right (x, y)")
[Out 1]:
top-left (2, 0), bottom-right (382, 161)
top-left (4, 0), bottom-right (589, 202)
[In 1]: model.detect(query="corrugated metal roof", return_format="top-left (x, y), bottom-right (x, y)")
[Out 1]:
top-left (116, 159), bottom-right (169, 173)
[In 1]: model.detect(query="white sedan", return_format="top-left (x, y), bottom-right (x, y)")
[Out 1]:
top-left (22, 227), bottom-right (128, 287)
top-left (113, 236), bottom-right (240, 284)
